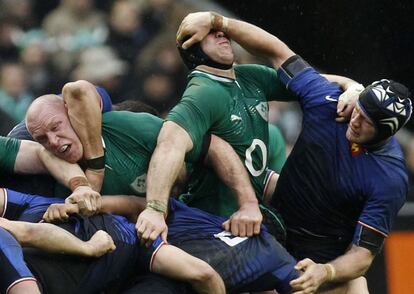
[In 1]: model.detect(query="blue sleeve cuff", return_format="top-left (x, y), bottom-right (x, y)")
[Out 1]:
top-left (95, 86), bottom-right (113, 113)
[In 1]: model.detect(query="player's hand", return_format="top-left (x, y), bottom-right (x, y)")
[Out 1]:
top-left (85, 168), bottom-right (104, 192)
top-left (177, 12), bottom-right (213, 49)
top-left (65, 186), bottom-right (102, 216)
top-left (290, 258), bottom-right (329, 294)
top-left (336, 83), bottom-right (364, 122)
top-left (136, 208), bottom-right (168, 247)
top-left (222, 201), bottom-right (262, 237)
top-left (43, 203), bottom-right (79, 223)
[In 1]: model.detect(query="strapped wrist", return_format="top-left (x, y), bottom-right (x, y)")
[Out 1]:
top-left (147, 200), bottom-right (168, 216)
top-left (324, 263), bottom-right (336, 281)
top-left (86, 154), bottom-right (105, 170)
top-left (69, 176), bottom-right (90, 192)
top-left (210, 12), bottom-right (228, 32)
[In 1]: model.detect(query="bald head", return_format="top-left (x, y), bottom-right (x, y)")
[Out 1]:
top-left (26, 94), bottom-right (83, 163)
top-left (26, 94), bottom-right (66, 134)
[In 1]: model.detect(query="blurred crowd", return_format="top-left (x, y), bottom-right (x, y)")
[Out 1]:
top-left (0, 0), bottom-right (412, 201)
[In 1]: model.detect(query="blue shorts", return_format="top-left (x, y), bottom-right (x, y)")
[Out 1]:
top-left (167, 199), bottom-right (299, 294)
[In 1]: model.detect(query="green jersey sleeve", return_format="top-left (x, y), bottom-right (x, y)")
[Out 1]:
top-left (235, 64), bottom-right (297, 102)
top-left (0, 136), bottom-right (21, 173)
top-left (167, 79), bottom-right (227, 161)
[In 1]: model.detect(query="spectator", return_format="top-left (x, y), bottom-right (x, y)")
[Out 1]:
top-left (0, 62), bottom-right (34, 124)
top-left (71, 46), bottom-right (128, 102)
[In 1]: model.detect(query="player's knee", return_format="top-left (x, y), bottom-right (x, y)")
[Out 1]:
top-left (15, 223), bottom-right (36, 245)
top-left (189, 261), bottom-right (217, 284)
top-left (345, 277), bottom-right (369, 294)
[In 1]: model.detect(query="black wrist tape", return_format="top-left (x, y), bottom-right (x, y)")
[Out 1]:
top-left (86, 155), bottom-right (105, 170)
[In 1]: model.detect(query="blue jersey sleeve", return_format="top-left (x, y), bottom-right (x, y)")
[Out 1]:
top-left (353, 157), bottom-right (407, 253)
top-left (95, 86), bottom-right (113, 113)
top-left (279, 67), bottom-right (343, 112)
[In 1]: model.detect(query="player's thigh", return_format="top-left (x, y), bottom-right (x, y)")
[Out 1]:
top-left (319, 277), bottom-right (369, 294)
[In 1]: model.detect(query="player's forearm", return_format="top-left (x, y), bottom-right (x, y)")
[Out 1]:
top-left (100, 196), bottom-right (146, 222)
top-left (322, 74), bottom-right (362, 91)
top-left (62, 80), bottom-right (104, 160)
top-left (146, 122), bottom-right (193, 206)
top-left (36, 146), bottom-right (89, 191)
top-left (327, 245), bottom-right (374, 283)
top-left (206, 135), bottom-right (258, 206)
top-left (223, 16), bottom-right (294, 68)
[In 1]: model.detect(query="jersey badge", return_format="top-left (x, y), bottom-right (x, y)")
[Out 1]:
top-left (130, 173), bottom-right (147, 194)
top-left (255, 102), bottom-right (269, 122)
top-left (350, 143), bottom-right (364, 156)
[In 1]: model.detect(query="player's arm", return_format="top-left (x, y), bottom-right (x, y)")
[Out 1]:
top-left (290, 245), bottom-right (374, 293)
top-left (62, 80), bottom-right (105, 192)
top-left (0, 215), bottom-right (115, 258)
top-left (137, 121), bottom-right (193, 245)
top-left (100, 196), bottom-right (146, 223)
top-left (204, 135), bottom-right (262, 237)
top-left (177, 11), bottom-right (294, 69)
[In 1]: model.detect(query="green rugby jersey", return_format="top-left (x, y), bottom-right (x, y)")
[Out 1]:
top-left (169, 64), bottom-right (295, 205)
top-left (0, 136), bottom-right (20, 173)
top-left (182, 123), bottom-right (287, 217)
top-left (55, 111), bottom-right (162, 197)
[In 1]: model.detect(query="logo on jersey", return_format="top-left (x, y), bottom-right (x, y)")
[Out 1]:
top-left (325, 95), bottom-right (338, 102)
top-left (230, 114), bottom-right (242, 122)
top-left (130, 173), bottom-right (147, 194)
top-left (255, 102), bottom-right (269, 122)
top-left (350, 143), bottom-right (363, 156)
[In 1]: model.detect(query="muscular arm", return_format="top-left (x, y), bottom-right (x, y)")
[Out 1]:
top-left (205, 135), bottom-right (262, 236)
top-left (291, 244), bottom-right (374, 293)
top-left (62, 80), bottom-right (105, 191)
top-left (100, 196), bottom-right (146, 223)
top-left (137, 121), bottom-right (193, 243)
top-left (177, 11), bottom-right (295, 68)
top-left (15, 140), bottom-right (86, 188)
top-left (329, 244), bottom-right (374, 282)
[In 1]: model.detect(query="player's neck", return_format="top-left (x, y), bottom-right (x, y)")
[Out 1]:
top-left (196, 65), bottom-right (235, 80)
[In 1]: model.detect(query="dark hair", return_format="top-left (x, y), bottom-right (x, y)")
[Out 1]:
top-left (113, 100), bottom-right (160, 117)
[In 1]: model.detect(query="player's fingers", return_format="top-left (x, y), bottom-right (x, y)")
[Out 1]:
top-left (336, 99), bottom-right (347, 113)
top-left (253, 220), bottom-right (261, 235)
top-left (295, 258), bottom-right (313, 270)
top-left (182, 33), bottom-right (202, 49)
top-left (66, 195), bottom-right (78, 204)
top-left (245, 221), bottom-right (254, 237)
top-left (230, 219), bottom-right (240, 236)
top-left (222, 219), bottom-right (230, 231)
top-left (52, 207), bottom-right (61, 221)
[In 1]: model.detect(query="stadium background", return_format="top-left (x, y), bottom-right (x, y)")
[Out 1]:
top-left (0, 0), bottom-right (413, 293)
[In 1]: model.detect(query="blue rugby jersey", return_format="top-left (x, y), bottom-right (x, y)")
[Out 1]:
top-left (274, 67), bottom-right (407, 253)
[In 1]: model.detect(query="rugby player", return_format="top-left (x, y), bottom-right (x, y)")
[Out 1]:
top-left (176, 11), bottom-right (412, 293)
top-left (0, 188), bottom-right (225, 294)
top-left (23, 85), bottom-right (302, 293)
top-left (137, 9), bottom-right (364, 247)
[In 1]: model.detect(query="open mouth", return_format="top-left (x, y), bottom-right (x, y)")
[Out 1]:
top-left (59, 144), bottom-right (71, 154)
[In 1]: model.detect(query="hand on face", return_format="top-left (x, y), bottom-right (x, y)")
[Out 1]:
top-left (176, 12), bottom-right (213, 49)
